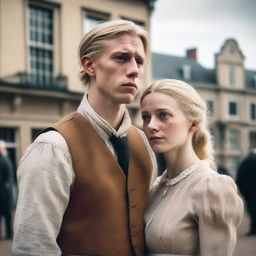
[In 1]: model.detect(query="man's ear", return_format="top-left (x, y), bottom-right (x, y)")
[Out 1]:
top-left (81, 56), bottom-right (96, 76)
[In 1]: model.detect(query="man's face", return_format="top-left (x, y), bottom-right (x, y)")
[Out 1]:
top-left (86, 34), bottom-right (145, 105)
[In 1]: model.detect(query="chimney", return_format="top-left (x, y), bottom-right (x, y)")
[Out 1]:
top-left (186, 48), bottom-right (197, 61)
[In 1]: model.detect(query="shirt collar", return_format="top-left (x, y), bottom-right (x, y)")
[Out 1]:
top-left (77, 93), bottom-right (131, 138)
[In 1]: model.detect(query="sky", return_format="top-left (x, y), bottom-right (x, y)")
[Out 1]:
top-left (150, 0), bottom-right (256, 70)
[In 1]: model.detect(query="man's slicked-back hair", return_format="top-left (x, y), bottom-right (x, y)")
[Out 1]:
top-left (78, 19), bottom-right (149, 86)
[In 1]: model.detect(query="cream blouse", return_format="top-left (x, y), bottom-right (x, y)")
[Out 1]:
top-left (145, 161), bottom-right (244, 256)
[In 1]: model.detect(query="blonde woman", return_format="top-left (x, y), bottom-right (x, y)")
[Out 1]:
top-left (140, 79), bottom-right (243, 256)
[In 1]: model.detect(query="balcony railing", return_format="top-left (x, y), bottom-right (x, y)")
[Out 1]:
top-left (0, 72), bottom-right (68, 91)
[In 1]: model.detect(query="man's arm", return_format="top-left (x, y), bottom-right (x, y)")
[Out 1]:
top-left (12, 131), bottom-right (74, 256)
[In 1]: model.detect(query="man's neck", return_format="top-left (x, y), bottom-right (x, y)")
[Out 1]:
top-left (87, 93), bottom-right (125, 130)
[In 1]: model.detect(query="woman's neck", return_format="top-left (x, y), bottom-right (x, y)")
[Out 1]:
top-left (164, 144), bottom-right (200, 180)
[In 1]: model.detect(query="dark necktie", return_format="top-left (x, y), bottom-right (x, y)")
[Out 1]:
top-left (109, 135), bottom-right (129, 176)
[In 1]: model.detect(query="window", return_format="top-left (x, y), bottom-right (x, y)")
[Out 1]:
top-left (249, 132), bottom-right (256, 148)
top-left (31, 128), bottom-right (43, 141)
top-left (229, 129), bottom-right (240, 149)
top-left (251, 104), bottom-right (256, 121)
top-left (182, 65), bottom-right (191, 80)
top-left (120, 16), bottom-right (145, 27)
top-left (229, 101), bottom-right (238, 116)
top-left (228, 66), bottom-right (235, 87)
top-left (0, 127), bottom-right (17, 178)
top-left (229, 156), bottom-right (240, 178)
top-left (207, 100), bottom-right (214, 115)
top-left (28, 5), bottom-right (54, 86)
top-left (83, 9), bottom-right (110, 34)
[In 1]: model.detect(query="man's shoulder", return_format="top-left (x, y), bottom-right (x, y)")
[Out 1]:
top-left (34, 130), bottom-right (69, 152)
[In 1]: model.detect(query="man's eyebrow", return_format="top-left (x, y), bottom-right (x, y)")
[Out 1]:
top-left (110, 50), bottom-right (145, 61)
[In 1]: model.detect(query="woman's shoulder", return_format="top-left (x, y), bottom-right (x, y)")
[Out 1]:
top-left (191, 167), bottom-right (243, 223)
top-left (192, 167), bottom-right (239, 198)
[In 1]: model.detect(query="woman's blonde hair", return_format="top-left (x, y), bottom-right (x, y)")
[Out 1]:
top-left (79, 19), bottom-right (149, 86)
top-left (140, 79), bottom-right (215, 167)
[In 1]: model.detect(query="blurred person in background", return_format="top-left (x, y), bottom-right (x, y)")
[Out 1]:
top-left (140, 79), bottom-right (243, 255)
top-left (12, 19), bottom-right (156, 256)
top-left (217, 165), bottom-right (230, 176)
top-left (237, 145), bottom-right (256, 236)
top-left (0, 140), bottom-right (15, 240)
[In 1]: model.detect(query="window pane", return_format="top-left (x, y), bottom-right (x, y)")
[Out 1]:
top-left (83, 9), bottom-right (110, 34)
top-left (84, 16), bottom-right (105, 33)
top-left (230, 129), bottom-right (239, 149)
top-left (207, 100), bottom-right (214, 115)
top-left (250, 104), bottom-right (256, 120)
top-left (229, 67), bottom-right (235, 86)
top-left (249, 132), bottom-right (256, 147)
top-left (229, 102), bottom-right (237, 115)
top-left (28, 5), bottom-right (54, 87)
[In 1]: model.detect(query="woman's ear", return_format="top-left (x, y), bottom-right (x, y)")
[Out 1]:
top-left (189, 121), bottom-right (199, 132)
top-left (81, 56), bottom-right (96, 76)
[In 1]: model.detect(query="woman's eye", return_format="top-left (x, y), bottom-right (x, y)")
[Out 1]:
top-left (159, 112), bottom-right (169, 119)
top-left (142, 114), bottom-right (150, 122)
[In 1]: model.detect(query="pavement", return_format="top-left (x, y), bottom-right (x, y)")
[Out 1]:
top-left (0, 211), bottom-right (256, 256)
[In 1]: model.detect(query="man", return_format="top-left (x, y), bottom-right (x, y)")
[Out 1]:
top-left (237, 146), bottom-right (256, 236)
top-left (12, 20), bottom-right (156, 255)
top-left (0, 140), bottom-right (15, 240)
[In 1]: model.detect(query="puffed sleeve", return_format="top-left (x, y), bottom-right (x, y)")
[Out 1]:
top-left (192, 173), bottom-right (244, 256)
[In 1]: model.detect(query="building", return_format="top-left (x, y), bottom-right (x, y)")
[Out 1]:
top-left (152, 39), bottom-right (256, 176)
top-left (0, 0), bottom-right (156, 172)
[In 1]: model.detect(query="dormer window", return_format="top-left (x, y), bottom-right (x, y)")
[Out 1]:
top-left (229, 42), bottom-right (236, 54)
top-left (182, 65), bottom-right (191, 80)
top-left (228, 66), bottom-right (235, 87)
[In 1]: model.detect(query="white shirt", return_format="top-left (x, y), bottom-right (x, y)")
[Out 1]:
top-left (12, 93), bottom-right (156, 256)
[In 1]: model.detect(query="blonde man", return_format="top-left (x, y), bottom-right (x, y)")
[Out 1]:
top-left (13, 20), bottom-right (155, 256)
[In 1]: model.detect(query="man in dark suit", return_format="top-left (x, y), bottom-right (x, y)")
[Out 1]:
top-left (237, 147), bottom-right (256, 236)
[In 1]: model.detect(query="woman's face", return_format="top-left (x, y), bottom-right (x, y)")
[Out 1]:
top-left (141, 92), bottom-right (193, 153)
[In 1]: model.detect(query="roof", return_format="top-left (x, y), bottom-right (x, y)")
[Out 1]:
top-left (152, 52), bottom-right (256, 88)
top-left (152, 52), bottom-right (216, 85)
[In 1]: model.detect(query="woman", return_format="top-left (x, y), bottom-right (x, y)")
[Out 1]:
top-left (140, 79), bottom-right (243, 256)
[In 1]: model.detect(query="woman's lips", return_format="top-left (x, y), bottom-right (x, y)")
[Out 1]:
top-left (149, 136), bottom-right (163, 141)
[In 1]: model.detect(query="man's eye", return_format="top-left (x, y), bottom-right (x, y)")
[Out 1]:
top-left (115, 55), bottom-right (127, 62)
top-left (136, 58), bottom-right (144, 66)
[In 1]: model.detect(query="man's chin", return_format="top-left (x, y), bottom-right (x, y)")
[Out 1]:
top-left (119, 94), bottom-right (135, 104)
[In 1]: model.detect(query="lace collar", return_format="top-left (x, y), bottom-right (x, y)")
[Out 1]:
top-left (159, 160), bottom-right (208, 187)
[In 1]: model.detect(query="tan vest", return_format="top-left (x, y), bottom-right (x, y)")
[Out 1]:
top-left (53, 112), bottom-right (153, 256)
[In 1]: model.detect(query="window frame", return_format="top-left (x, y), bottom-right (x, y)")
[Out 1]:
top-left (82, 8), bottom-right (110, 34)
top-left (250, 103), bottom-right (256, 121)
top-left (228, 66), bottom-right (236, 87)
top-left (228, 101), bottom-right (238, 116)
top-left (229, 129), bottom-right (240, 150)
top-left (26, 1), bottom-right (60, 88)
